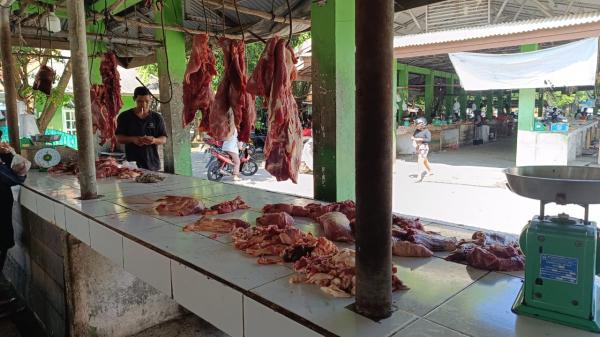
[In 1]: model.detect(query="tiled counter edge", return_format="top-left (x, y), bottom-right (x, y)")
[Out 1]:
top-left (18, 186), bottom-right (329, 337)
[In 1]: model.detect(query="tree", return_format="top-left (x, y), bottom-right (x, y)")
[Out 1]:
top-left (0, 47), bottom-right (73, 133)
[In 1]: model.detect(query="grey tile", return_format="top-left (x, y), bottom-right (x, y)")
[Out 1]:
top-left (426, 272), bottom-right (598, 337)
top-left (392, 256), bottom-right (487, 316)
top-left (251, 276), bottom-right (417, 337)
top-left (393, 319), bottom-right (468, 337)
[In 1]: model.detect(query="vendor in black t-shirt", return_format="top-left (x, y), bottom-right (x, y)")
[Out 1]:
top-left (115, 87), bottom-right (167, 171)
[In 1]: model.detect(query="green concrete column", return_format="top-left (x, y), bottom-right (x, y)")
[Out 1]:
top-left (397, 63), bottom-right (408, 124)
top-left (518, 44), bottom-right (539, 131)
top-left (445, 77), bottom-right (454, 117)
top-left (486, 92), bottom-right (494, 118)
top-left (425, 73), bottom-right (434, 118)
top-left (87, 22), bottom-right (106, 84)
top-left (458, 81), bottom-right (467, 119)
top-left (312, 0), bottom-right (355, 201)
top-left (154, 0), bottom-right (191, 175)
top-left (475, 95), bottom-right (482, 111)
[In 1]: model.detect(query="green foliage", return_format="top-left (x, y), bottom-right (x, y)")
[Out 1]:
top-left (543, 90), bottom-right (592, 112)
top-left (138, 63), bottom-right (158, 82)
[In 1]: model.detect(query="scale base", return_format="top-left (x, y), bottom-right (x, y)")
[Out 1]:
top-left (512, 285), bottom-right (600, 333)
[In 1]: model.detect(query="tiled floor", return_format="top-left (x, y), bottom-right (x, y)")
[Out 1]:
top-left (18, 171), bottom-right (600, 337)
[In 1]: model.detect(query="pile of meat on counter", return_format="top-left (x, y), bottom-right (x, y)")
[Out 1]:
top-left (48, 157), bottom-right (142, 179)
top-left (174, 196), bottom-right (523, 297)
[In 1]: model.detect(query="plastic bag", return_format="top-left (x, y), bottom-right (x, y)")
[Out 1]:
top-left (11, 154), bottom-right (31, 176)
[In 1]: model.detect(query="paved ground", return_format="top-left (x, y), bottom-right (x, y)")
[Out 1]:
top-left (192, 136), bottom-right (600, 234)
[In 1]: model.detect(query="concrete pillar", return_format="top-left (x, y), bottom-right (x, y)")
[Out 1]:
top-left (0, 5), bottom-right (20, 153)
top-left (425, 72), bottom-right (434, 118)
top-left (516, 44), bottom-right (539, 166)
top-left (154, 0), bottom-right (192, 175)
top-left (486, 92), bottom-right (494, 118)
top-left (459, 84), bottom-right (468, 120)
top-left (312, 0), bottom-right (355, 201)
top-left (397, 63), bottom-right (409, 124)
top-left (445, 77), bottom-right (454, 118)
top-left (67, 0), bottom-right (98, 199)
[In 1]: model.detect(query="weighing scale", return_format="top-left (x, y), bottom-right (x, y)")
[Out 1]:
top-left (31, 135), bottom-right (61, 171)
top-left (505, 166), bottom-right (600, 332)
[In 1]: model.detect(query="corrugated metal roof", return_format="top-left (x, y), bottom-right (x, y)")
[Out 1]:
top-left (394, 11), bottom-right (600, 48)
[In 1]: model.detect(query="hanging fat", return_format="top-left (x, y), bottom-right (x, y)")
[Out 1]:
top-left (33, 65), bottom-right (56, 95)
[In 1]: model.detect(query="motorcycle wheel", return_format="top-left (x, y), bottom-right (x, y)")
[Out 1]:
top-left (240, 160), bottom-right (259, 176)
top-left (207, 161), bottom-right (224, 181)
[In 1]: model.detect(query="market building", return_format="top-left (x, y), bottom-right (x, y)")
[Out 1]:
top-left (0, 1), bottom-right (600, 337)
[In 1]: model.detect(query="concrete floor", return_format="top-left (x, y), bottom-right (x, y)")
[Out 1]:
top-left (191, 136), bottom-right (600, 235)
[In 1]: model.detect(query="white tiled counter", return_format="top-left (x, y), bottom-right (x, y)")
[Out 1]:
top-left (17, 171), bottom-right (600, 337)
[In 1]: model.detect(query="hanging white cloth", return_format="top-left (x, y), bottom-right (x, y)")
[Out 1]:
top-left (449, 38), bottom-right (598, 90)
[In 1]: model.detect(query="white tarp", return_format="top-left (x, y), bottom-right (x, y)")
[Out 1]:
top-left (449, 38), bottom-right (598, 90)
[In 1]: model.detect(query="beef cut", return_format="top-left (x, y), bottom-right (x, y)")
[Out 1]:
top-left (317, 212), bottom-right (354, 242)
top-left (248, 37), bottom-right (302, 183)
top-left (33, 65), bottom-right (56, 95)
top-left (392, 238), bottom-right (433, 257)
top-left (256, 212), bottom-right (295, 229)
top-left (183, 217), bottom-right (250, 233)
top-left (201, 196), bottom-right (249, 215)
top-left (209, 38), bottom-right (256, 142)
top-left (183, 34), bottom-right (217, 128)
top-left (445, 231), bottom-right (525, 271)
top-left (155, 196), bottom-right (204, 216)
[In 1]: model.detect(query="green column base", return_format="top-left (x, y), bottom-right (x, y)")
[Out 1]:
top-left (512, 286), bottom-right (600, 333)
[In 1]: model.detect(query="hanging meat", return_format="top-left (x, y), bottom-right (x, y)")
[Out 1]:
top-left (247, 37), bottom-right (302, 183)
top-left (209, 38), bottom-right (256, 142)
top-left (183, 34), bottom-right (217, 128)
top-left (91, 52), bottom-right (123, 148)
top-left (33, 65), bottom-right (56, 95)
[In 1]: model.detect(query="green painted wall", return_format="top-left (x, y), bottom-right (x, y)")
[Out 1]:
top-left (518, 44), bottom-right (539, 131)
top-left (312, 0), bottom-right (355, 201)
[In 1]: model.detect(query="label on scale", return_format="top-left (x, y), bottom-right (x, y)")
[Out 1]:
top-left (539, 254), bottom-right (578, 284)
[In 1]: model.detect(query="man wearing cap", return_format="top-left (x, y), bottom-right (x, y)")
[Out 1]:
top-left (412, 118), bottom-right (433, 182)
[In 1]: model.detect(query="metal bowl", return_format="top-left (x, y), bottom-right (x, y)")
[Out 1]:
top-left (505, 166), bottom-right (600, 205)
top-left (30, 134), bottom-right (61, 143)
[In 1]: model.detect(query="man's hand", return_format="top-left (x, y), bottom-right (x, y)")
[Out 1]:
top-left (133, 137), bottom-right (146, 146)
top-left (141, 136), bottom-right (155, 145)
top-left (0, 142), bottom-right (14, 154)
top-left (12, 161), bottom-right (28, 176)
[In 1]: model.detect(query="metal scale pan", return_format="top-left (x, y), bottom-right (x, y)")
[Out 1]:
top-left (505, 166), bottom-right (600, 221)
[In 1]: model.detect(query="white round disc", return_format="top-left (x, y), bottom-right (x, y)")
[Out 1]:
top-left (34, 148), bottom-right (61, 168)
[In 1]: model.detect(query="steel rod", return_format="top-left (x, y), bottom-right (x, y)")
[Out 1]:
top-left (0, 6), bottom-right (21, 153)
top-left (355, 0), bottom-right (394, 319)
top-left (67, 0), bottom-right (98, 200)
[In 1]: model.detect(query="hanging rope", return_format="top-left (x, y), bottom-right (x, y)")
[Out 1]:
top-left (221, 0), bottom-right (226, 37)
top-left (200, 0), bottom-right (209, 34)
top-left (136, 5), bottom-right (173, 104)
top-left (285, 0), bottom-right (293, 46)
top-left (233, 0), bottom-right (245, 43)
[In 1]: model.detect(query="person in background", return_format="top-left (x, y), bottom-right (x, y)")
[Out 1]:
top-left (115, 87), bottom-right (167, 171)
top-left (0, 130), bottom-right (29, 318)
top-left (412, 117), bottom-right (433, 182)
top-left (222, 109), bottom-right (241, 181)
top-left (473, 110), bottom-right (484, 145)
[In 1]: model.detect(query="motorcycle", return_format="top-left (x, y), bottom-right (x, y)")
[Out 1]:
top-left (205, 141), bottom-right (259, 181)
top-left (247, 129), bottom-right (267, 155)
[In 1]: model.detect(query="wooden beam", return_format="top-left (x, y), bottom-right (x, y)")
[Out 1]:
top-left (408, 9), bottom-right (423, 32)
top-left (494, 0), bottom-right (511, 24)
top-left (16, 26), bottom-right (163, 46)
top-left (204, 0), bottom-right (310, 26)
top-left (394, 20), bottom-right (600, 58)
top-left (66, 0), bottom-right (98, 199)
top-left (0, 6), bottom-right (20, 153)
top-left (88, 12), bottom-right (242, 39)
